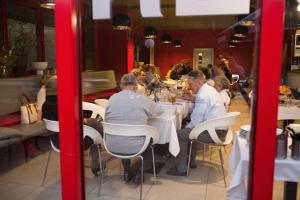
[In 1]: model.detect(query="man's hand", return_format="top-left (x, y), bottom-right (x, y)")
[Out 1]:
top-left (181, 93), bottom-right (195, 103)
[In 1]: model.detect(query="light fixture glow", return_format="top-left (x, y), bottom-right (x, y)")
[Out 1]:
top-left (297, 4), bottom-right (300, 12)
top-left (40, 0), bottom-right (55, 9)
top-left (112, 13), bottom-right (131, 30)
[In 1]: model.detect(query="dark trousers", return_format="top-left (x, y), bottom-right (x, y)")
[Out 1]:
top-left (122, 147), bottom-right (153, 172)
top-left (177, 128), bottom-right (227, 172)
top-left (85, 118), bottom-right (103, 170)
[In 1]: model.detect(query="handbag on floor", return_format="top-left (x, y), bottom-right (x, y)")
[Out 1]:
top-left (19, 93), bottom-right (38, 124)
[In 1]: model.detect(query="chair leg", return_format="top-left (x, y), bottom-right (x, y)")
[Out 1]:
top-left (119, 159), bottom-right (123, 178)
top-left (42, 149), bottom-right (52, 186)
top-left (202, 143), bottom-right (206, 161)
top-left (223, 146), bottom-right (227, 154)
top-left (187, 140), bottom-right (194, 176)
top-left (150, 146), bottom-right (157, 181)
top-left (138, 155), bottom-right (144, 200)
top-left (209, 145), bottom-right (213, 162)
top-left (97, 145), bottom-right (104, 197)
top-left (218, 146), bottom-right (227, 187)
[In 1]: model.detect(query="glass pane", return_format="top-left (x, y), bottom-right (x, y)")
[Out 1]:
top-left (82, 1), bottom-right (259, 199)
top-left (274, 1), bottom-right (300, 199)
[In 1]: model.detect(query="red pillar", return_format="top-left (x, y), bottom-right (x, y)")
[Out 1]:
top-left (55, 0), bottom-right (85, 199)
top-left (127, 39), bottom-right (134, 72)
top-left (248, 0), bottom-right (285, 199)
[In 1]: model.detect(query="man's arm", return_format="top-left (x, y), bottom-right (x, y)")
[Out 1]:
top-left (185, 96), bottom-right (208, 129)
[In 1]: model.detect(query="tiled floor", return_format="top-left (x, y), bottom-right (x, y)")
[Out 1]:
top-left (0, 95), bottom-right (299, 200)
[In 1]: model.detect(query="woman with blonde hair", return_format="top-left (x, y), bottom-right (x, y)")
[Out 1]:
top-left (214, 75), bottom-right (231, 109)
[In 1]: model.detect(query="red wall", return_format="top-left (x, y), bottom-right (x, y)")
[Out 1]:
top-left (155, 29), bottom-right (254, 79)
top-left (94, 20), bottom-right (130, 81)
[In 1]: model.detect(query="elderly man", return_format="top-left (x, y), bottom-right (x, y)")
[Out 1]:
top-left (105, 73), bottom-right (163, 184)
top-left (167, 70), bottom-right (227, 176)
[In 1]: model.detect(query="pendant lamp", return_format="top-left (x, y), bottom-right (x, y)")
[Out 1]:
top-left (233, 25), bottom-right (248, 38)
top-left (144, 26), bottom-right (157, 39)
top-left (113, 13), bottom-right (131, 30)
top-left (172, 40), bottom-right (182, 47)
top-left (161, 34), bottom-right (172, 43)
top-left (40, 0), bottom-right (55, 9)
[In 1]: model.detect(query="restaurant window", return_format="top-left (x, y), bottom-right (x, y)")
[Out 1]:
top-left (0, 0), bottom-right (286, 199)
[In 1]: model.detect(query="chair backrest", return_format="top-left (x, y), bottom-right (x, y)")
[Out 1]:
top-left (44, 118), bottom-right (103, 152)
top-left (232, 74), bottom-right (240, 85)
top-left (94, 99), bottom-right (109, 108)
top-left (101, 122), bottom-right (159, 159)
top-left (189, 112), bottom-right (240, 145)
top-left (83, 125), bottom-right (103, 145)
top-left (82, 101), bottom-right (105, 120)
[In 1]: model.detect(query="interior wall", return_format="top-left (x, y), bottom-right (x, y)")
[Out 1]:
top-left (154, 29), bottom-right (254, 79)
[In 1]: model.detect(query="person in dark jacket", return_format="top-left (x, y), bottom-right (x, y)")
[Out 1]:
top-left (42, 95), bottom-right (104, 176)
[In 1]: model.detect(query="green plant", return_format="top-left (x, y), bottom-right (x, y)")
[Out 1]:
top-left (0, 46), bottom-right (17, 67)
top-left (8, 21), bottom-right (35, 76)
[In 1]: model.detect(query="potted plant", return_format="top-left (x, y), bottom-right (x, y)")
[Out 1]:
top-left (0, 46), bottom-right (17, 78)
top-left (8, 22), bottom-right (35, 77)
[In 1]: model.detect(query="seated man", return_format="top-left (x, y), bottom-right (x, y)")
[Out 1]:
top-left (141, 64), bottom-right (164, 91)
top-left (105, 73), bottom-right (163, 184)
top-left (167, 70), bottom-right (226, 176)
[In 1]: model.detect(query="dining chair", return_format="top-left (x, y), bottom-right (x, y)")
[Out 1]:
top-left (42, 119), bottom-right (104, 196)
top-left (83, 101), bottom-right (106, 120)
top-left (187, 112), bottom-right (240, 187)
top-left (94, 98), bottom-right (109, 108)
top-left (102, 122), bottom-right (159, 200)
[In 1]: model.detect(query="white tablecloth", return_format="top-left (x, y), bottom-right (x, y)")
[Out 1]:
top-left (228, 134), bottom-right (300, 200)
top-left (278, 105), bottom-right (300, 120)
top-left (148, 113), bottom-right (179, 156)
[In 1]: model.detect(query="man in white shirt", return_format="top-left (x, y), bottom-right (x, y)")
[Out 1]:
top-left (105, 73), bottom-right (163, 183)
top-left (167, 70), bottom-right (226, 176)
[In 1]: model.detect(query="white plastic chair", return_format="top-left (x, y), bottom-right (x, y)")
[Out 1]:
top-left (102, 122), bottom-right (159, 200)
top-left (83, 101), bottom-right (106, 120)
top-left (94, 99), bottom-right (109, 108)
top-left (231, 74), bottom-right (240, 85)
top-left (43, 119), bottom-right (104, 196)
top-left (187, 112), bottom-right (240, 187)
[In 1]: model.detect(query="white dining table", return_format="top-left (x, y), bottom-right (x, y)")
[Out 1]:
top-left (278, 105), bottom-right (300, 120)
top-left (228, 133), bottom-right (300, 200)
top-left (148, 112), bottom-right (179, 156)
top-left (147, 99), bottom-right (194, 156)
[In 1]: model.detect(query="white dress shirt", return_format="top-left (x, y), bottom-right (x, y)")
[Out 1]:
top-left (186, 83), bottom-right (226, 129)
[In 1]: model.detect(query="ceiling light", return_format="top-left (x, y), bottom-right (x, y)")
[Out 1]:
top-left (161, 34), bottom-right (172, 43)
top-left (144, 27), bottom-right (157, 39)
top-left (228, 42), bottom-right (237, 48)
top-left (40, 0), bottom-right (55, 9)
top-left (112, 13), bottom-right (131, 30)
top-left (240, 20), bottom-right (255, 27)
top-left (172, 40), bottom-right (182, 47)
top-left (233, 25), bottom-right (248, 38)
top-left (230, 36), bottom-right (242, 43)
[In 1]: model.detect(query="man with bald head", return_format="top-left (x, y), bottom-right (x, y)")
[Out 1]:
top-left (105, 73), bottom-right (163, 184)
